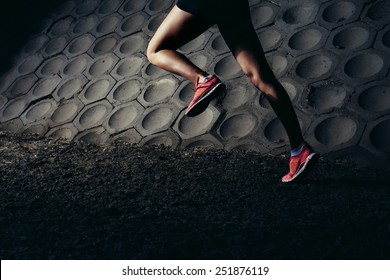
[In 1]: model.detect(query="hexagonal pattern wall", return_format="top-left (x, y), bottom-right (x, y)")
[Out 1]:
top-left (0, 0), bottom-right (389, 166)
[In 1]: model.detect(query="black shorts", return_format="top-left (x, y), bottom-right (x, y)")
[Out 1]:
top-left (176, 0), bottom-right (251, 26)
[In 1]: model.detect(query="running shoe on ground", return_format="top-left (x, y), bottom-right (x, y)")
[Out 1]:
top-left (185, 74), bottom-right (225, 117)
top-left (282, 143), bottom-right (319, 183)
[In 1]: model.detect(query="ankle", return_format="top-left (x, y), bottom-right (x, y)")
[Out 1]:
top-left (290, 142), bottom-right (305, 156)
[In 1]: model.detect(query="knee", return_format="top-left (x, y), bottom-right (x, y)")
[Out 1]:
top-left (146, 43), bottom-right (158, 65)
top-left (244, 70), bottom-right (277, 96)
top-left (146, 38), bottom-right (164, 65)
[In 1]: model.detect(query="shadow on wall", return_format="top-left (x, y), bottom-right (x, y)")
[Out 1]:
top-left (0, 0), bottom-right (68, 74)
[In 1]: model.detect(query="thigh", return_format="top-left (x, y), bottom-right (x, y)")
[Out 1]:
top-left (219, 19), bottom-right (274, 82)
top-left (148, 5), bottom-right (212, 53)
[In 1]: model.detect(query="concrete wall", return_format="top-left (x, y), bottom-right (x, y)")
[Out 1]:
top-left (0, 0), bottom-right (389, 167)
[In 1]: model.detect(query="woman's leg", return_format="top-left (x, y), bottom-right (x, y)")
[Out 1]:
top-left (147, 5), bottom-right (212, 84)
top-left (219, 22), bottom-right (304, 149)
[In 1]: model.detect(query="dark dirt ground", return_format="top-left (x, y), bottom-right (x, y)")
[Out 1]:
top-left (0, 133), bottom-right (390, 260)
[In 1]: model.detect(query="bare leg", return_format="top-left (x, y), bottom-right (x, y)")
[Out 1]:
top-left (147, 6), bottom-right (212, 84)
top-left (219, 22), bottom-right (304, 149)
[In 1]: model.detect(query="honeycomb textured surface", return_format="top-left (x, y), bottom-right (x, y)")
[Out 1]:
top-left (0, 0), bottom-right (389, 166)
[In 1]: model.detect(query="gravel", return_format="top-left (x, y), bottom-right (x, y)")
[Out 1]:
top-left (1, 133), bottom-right (389, 259)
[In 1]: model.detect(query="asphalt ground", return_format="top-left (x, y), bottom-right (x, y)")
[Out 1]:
top-left (1, 133), bottom-right (389, 260)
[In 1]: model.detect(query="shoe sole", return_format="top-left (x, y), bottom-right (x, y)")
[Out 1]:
top-left (185, 83), bottom-right (225, 117)
top-left (282, 152), bottom-right (320, 183)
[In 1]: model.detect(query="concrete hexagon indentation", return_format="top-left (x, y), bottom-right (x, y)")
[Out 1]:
top-left (73, 100), bottom-right (113, 131)
top-left (53, 75), bottom-right (88, 101)
top-left (6, 74), bottom-right (38, 99)
top-left (260, 77), bottom-right (302, 110)
top-left (114, 32), bottom-right (147, 58)
top-left (219, 112), bottom-right (258, 139)
top-left (369, 118), bottom-right (390, 155)
top-left (264, 117), bottom-right (288, 144)
top-left (71, 15), bottom-right (98, 36)
top-left (251, 2), bottom-right (278, 29)
top-left (336, 50), bottom-right (390, 85)
top-left (205, 33), bottom-right (229, 56)
top-left (49, 98), bottom-right (84, 127)
top-left (146, 0), bottom-right (174, 15)
top-left (344, 52), bottom-right (385, 79)
top-left (103, 101), bottom-right (144, 134)
top-left (74, 127), bottom-right (109, 145)
top-left (322, 1), bottom-right (357, 24)
top-left (280, 78), bottom-right (302, 101)
top-left (362, 0), bottom-right (390, 28)
top-left (107, 77), bottom-right (144, 105)
top-left (306, 83), bottom-right (347, 114)
top-left (22, 34), bottom-right (49, 57)
top-left (93, 13), bottom-right (123, 37)
top-left (0, 72), bottom-right (13, 93)
top-left (382, 29), bottom-right (390, 48)
top-left (97, 0), bottom-right (125, 16)
top-left (142, 61), bottom-right (168, 80)
top-left (257, 26), bottom-right (283, 53)
top-left (357, 81), bottom-right (390, 114)
top-left (143, 13), bottom-right (166, 36)
top-left (117, 12), bottom-right (149, 37)
top-left (188, 51), bottom-right (213, 72)
top-left (136, 103), bottom-right (180, 136)
top-left (0, 95), bottom-right (31, 123)
top-left (72, 0), bottom-right (101, 18)
top-left (20, 121), bottom-right (49, 137)
top-left (118, 0), bottom-right (148, 16)
top-left (62, 54), bottom-right (92, 77)
top-left (17, 54), bottom-right (43, 76)
top-left (30, 75), bottom-right (62, 101)
top-left (315, 116), bottom-right (357, 146)
top-left (280, 1), bottom-right (319, 28)
top-left (36, 55), bottom-right (67, 78)
top-left (171, 80), bottom-right (193, 108)
top-left (375, 25), bottom-right (390, 52)
top-left (174, 105), bottom-right (220, 140)
top-left (138, 76), bottom-right (179, 107)
top-left (86, 53), bottom-right (119, 79)
top-left (266, 51), bottom-right (290, 78)
top-left (43, 36), bottom-right (68, 58)
top-left (64, 34), bottom-right (96, 58)
top-left (0, 118), bottom-right (24, 134)
top-left (222, 77), bottom-right (258, 111)
top-left (89, 33), bottom-right (120, 58)
top-left (139, 129), bottom-right (180, 148)
top-left (361, 116), bottom-right (390, 158)
top-left (48, 17), bottom-right (74, 38)
top-left (108, 128), bottom-right (142, 144)
top-left (46, 123), bottom-right (79, 142)
top-left (295, 51), bottom-right (335, 82)
top-left (287, 25), bottom-right (328, 55)
top-left (111, 54), bottom-right (146, 80)
top-left (0, 95), bottom-right (8, 111)
top-left (180, 31), bottom-right (212, 54)
top-left (213, 54), bottom-right (243, 80)
top-left (327, 23), bottom-right (375, 54)
top-left (21, 99), bottom-right (57, 125)
top-left (79, 76), bottom-right (116, 105)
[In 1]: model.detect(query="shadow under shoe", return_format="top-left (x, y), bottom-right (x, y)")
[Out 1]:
top-left (185, 83), bottom-right (226, 117)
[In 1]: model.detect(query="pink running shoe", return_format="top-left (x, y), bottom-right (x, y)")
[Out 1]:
top-left (185, 74), bottom-right (225, 117)
top-left (282, 143), bottom-right (319, 183)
